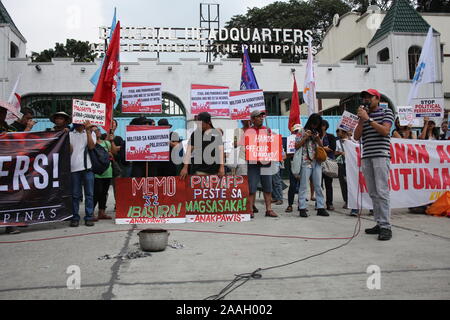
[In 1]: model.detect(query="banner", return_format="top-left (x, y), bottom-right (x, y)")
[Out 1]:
top-left (337, 111), bottom-right (359, 133)
top-left (245, 130), bottom-right (282, 162)
top-left (126, 126), bottom-right (170, 162)
top-left (344, 139), bottom-right (450, 209)
top-left (229, 89), bottom-right (265, 120)
top-left (191, 84), bottom-right (230, 117)
top-left (287, 133), bottom-right (303, 154)
top-left (397, 106), bottom-right (415, 126)
top-left (122, 82), bottom-right (162, 113)
top-left (115, 176), bottom-right (251, 224)
top-left (0, 131), bottom-right (72, 226)
top-left (411, 97), bottom-right (444, 118)
top-left (72, 99), bottom-right (106, 126)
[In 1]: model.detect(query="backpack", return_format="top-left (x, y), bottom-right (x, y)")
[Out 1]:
top-left (85, 144), bottom-right (111, 175)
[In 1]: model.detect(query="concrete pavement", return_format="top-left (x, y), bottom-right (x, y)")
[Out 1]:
top-left (1, 181), bottom-right (450, 300)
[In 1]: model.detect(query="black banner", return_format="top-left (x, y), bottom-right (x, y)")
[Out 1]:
top-left (0, 131), bottom-right (72, 226)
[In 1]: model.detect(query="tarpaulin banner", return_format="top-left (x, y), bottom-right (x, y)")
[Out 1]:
top-left (125, 126), bottom-right (170, 162)
top-left (344, 139), bottom-right (450, 209)
top-left (191, 84), bottom-right (230, 117)
top-left (245, 130), bottom-right (282, 162)
top-left (122, 82), bottom-right (162, 114)
top-left (229, 89), bottom-right (266, 120)
top-left (115, 175), bottom-right (251, 224)
top-left (0, 131), bottom-right (72, 226)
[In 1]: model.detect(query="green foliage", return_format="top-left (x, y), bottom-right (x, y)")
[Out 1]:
top-left (31, 39), bottom-right (98, 62)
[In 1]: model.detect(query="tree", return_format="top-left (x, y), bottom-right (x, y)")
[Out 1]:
top-left (213, 0), bottom-right (352, 62)
top-left (416, 0), bottom-right (450, 12)
top-left (31, 39), bottom-right (98, 62)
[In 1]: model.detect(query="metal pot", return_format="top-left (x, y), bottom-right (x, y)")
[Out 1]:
top-left (138, 229), bottom-right (169, 252)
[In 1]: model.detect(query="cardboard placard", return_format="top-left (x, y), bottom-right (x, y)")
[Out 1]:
top-left (72, 99), bottom-right (106, 126)
top-left (337, 111), bottom-right (359, 133)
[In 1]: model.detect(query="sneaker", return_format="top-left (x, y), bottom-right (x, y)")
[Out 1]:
top-left (85, 220), bottom-right (95, 227)
top-left (70, 220), bottom-right (80, 228)
top-left (5, 227), bottom-right (21, 234)
top-left (275, 200), bottom-right (283, 205)
top-left (349, 209), bottom-right (359, 217)
top-left (299, 209), bottom-right (308, 218)
top-left (317, 208), bottom-right (330, 216)
top-left (378, 228), bottom-right (392, 241)
top-left (365, 225), bottom-right (380, 234)
top-left (326, 205), bottom-right (335, 211)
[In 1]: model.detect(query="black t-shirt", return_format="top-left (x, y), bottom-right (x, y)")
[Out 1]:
top-left (189, 129), bottom-right (223, 174)
top-left (9, 121), bottom-right (26, 132)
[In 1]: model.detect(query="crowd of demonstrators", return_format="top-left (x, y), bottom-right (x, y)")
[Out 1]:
top-left (355, 89), bottom-right (395, 241)
top-left (295, 113), bottom-right (329, 218)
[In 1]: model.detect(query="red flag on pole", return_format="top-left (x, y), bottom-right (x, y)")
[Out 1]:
top-left (92, 21), bottom-right (121, 133)
top-left (288, 74), bottom-right (301, 132)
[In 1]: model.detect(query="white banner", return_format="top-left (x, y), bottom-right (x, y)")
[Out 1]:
top-left (126, 126), bottom-right (170, 162)
top-left (229, 89), bottom-right (265, 120)
top-left (122, 82), bottom-right (162, 114)
top-left (72, 99), bottom-right (106, 126)
top-left (411, 97), bottom-right (444, 118)
top-left (191, 84), bottom-right (230, 117)
top-left (344, 139), bottom-right (450, 209)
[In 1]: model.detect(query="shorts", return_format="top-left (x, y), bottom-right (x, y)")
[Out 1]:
top-left (248, 164), bottom-right (273, 194)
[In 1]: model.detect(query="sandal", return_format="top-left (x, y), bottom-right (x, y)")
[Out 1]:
top-left (285, 206), bottom-right (293, 213)
top-left (265, 210), bottom-right (278, 218)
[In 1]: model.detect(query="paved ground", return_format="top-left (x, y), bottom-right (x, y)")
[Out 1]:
top-left (1, 181), bottom-right (450, 300)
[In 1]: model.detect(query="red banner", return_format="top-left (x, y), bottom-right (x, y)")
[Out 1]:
top-left (115, 176), bottom-right (251, 224)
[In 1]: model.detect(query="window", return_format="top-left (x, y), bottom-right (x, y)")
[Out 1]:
top-left (10, 42), bottom-right (19, 58)
top-left (408, 46), bottom-right (422, 80)
top-left (378, 48), bottom-right (390, 62)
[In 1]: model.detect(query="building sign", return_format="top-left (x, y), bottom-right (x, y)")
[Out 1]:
top-left (93, 27), bottom-right (317, 55)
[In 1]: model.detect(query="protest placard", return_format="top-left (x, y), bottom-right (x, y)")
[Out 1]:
top-left (191, 84), bottom-right (230, 117)
top-left (0, 131), bottom-right (72, 227)
top-left (126, 126), bottom-right (170, 162)
top-left (337, 111), bottom-right (359, 133)
top-left (411, 98), bottom-right (444, 118)
top-left (345, 138), bottom-right (450, 209)
top-left (397, 106), bottom-right (415, 126)
top-left (229, 89), bottom-right (266, 120)
top-left (72, 99), bottom-right (106, 126)
top-left (245, 129), bottom-right (282, 162)
top-left (287, 134), bottom-right (300, 154)
top-left (115, 175), bottom-right (251, 224)
top-left (122, 82), bottom-right (162, 113)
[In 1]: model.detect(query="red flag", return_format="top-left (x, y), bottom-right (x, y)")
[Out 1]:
top-left (92, 21), bottom-right (121, 133)
top-left (288, 74), bottom-right (301, 132)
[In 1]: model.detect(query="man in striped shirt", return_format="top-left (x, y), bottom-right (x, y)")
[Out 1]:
top-left (354, 89), bottom-right (395, 241)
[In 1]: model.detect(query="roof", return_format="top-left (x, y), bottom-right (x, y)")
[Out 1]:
top-left (0, 0), bottom-right (26, 43)
top-left (368, 0), bottom-right (436, 46)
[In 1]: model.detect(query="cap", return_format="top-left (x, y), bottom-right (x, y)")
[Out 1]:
top-left (250, 110), bottom-right (266, 119)
top-left (291, 123), bottom-right (303, 132)
top-left (360, 89), bottom-right (381, 99)
top-left (50, 111), bottom-right (72, 124)
top-left (158, 118), bottom-right (172, 127)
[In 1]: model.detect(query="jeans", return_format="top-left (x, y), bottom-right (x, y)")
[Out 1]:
top-left (71, 170), bottom-right (95, 222)
top-left (298, 161), bottom-right (325, 210)
top-left (362, 157), bottom-right (391, 229)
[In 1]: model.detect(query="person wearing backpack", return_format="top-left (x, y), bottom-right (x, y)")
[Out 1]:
top-left (91, 126), bottom-right (119, 221)
top-left (69, 121), bottom-right (97, 227)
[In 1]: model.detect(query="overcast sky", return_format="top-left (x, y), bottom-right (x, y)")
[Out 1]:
top-left (3, 0), bottom-right (282, 61)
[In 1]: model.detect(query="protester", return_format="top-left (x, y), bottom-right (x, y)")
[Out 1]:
top-left (335, 128), bottom-right (359, 216)
top-left (157, 118), bottom-right (181, 177)
top-left (180, 112), bottom-right (225, 178)
top-left (48, 111), bottom-right (71, 132)
top-left (0, 106), bottom-right (20, 234)
top-left (419, 117), bottom-right (440, 140)
top-left (245, 110), bottom-right (278, 218)
top-left (69, 121), bottom-right (97, 227)
top-left (285, 124), bottom-right (303, 213)
top-left (392, 117), bottom-right (416, 139)
top-left (234, 120), bottom-right (251, 176)
top-left (296, 113), bottom-right (329, 218)
top-left (321, 120), bottom-right (336, 211)
top-left (9, 107), bottom-right (36, 132)
top-left (271, 147), bottom-right (286, 205)
top-left (92, 126), bottom-right (118, 221)
top-left (354, 89), bottom-right (394, 241)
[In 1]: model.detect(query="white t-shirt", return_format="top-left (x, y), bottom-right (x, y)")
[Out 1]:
top-left (70, 130), bottom-right (97, 173)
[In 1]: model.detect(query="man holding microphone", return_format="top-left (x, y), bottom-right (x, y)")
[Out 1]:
top-left (354, 89), bottom-right (395, 241)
